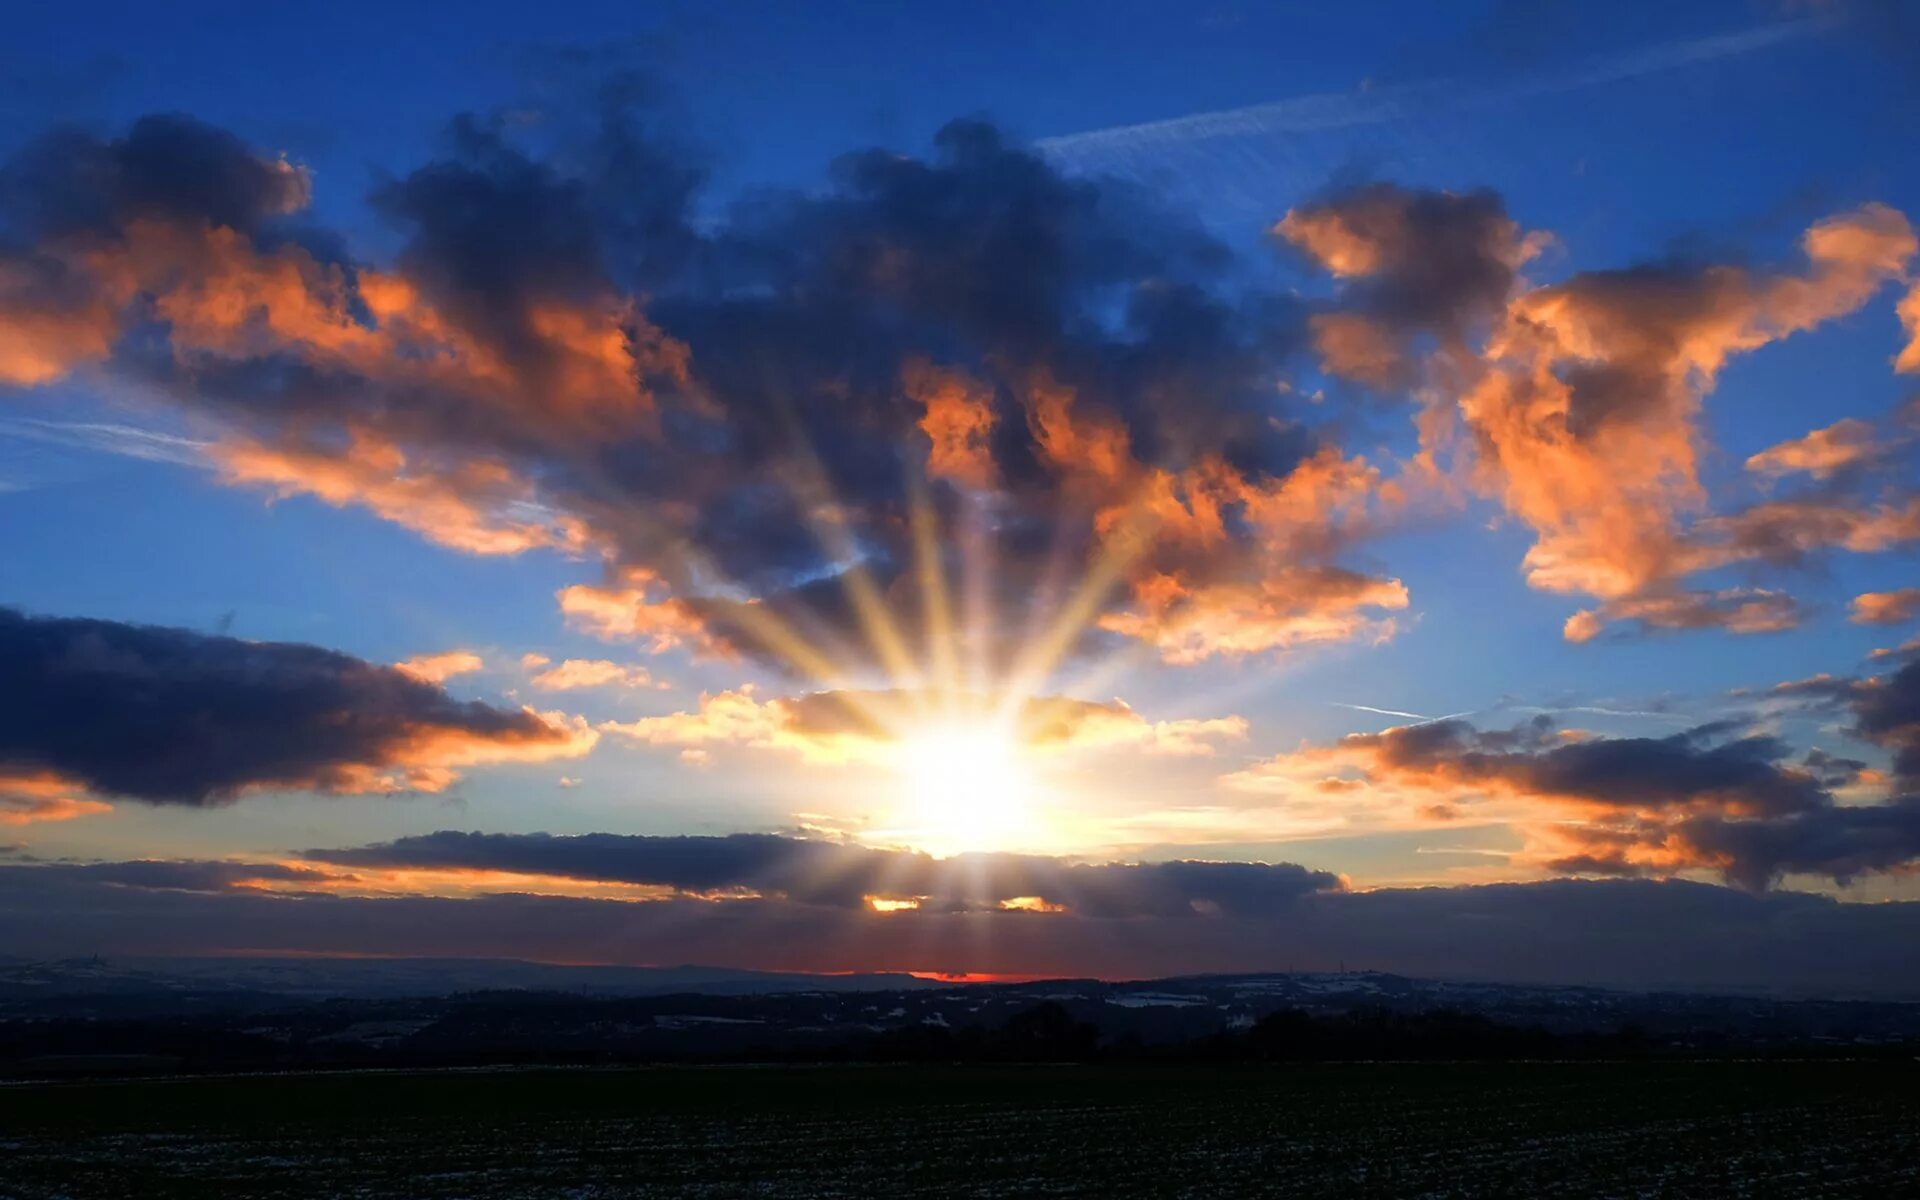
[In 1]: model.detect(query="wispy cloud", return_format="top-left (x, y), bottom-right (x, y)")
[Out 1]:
top-left (1329, 702), bottom-right (1472, 724)
top-left (1038, 20), bottom-right (1820, 171)
top-left (1500, 704), bottom-right (1693, 723)
top-left (0, 416), bottom-right (208, 467)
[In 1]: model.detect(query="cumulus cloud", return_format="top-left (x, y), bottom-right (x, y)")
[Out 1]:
top-left (1470, 205), bottom-right (1914, 620)
top-left (1745, 418), bottom-right (1887, 480)
top-left (0, 607), bottom-right (594, 805)
top-left (1563, 588), bottom-right (1805, 644)
top-left (1778, 647), bottom-right (1920, 786)
top-left (598, 686), bottom-right (1245, 764)
top-left (1285, 184), bottom-right (1920, 640)
top-left (526, 658), bottom-right (656, 691)
top-left (1853, 588), bottom-right (1920, 625)
top-left (0, 107), bottom-right (1417, 685)
top-left (303, 829), bottom-right (1342, 917)
top-left (1278, 182), bottom-right (1548, 388)
top-left (394, 650), bottom-right (485, 684)
top-left (1228, 701), bottom-right (1920, 891)
top-left (0, 769), bottom-right (113, 826)
top-left (6, 103), bottom-right (1919, 675)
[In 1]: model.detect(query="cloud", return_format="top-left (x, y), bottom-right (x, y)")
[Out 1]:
top-left (215, 436), bottom-right (591, 557)
top-left (394, 650), bottom-right (485, 684)
top-left (0, 769), bottom-right (113, 826)
top-left (1779, 648), bottom-right (1920, 786)
top-left (598, 686), bottom-right (1245, 764)
top-left (1227, 706), bottom-right (1920, 891)
top-left (1466, 204), bottom-right (1914, 612)
top-left (1691, 491), bottom-right (1920, 571)
top-left (303, 830), bottom-right (1342, 917)
top-left (1564, 588), bottom-right (1805, 643)
top-left (598, 686), bottom-right (803, 758)
top-left (556, 573), bottom-right (715, 654)
top-left (1853, 588), bottom-right (1920, 625)
top-left (1284, 181), bottom-right (1920, 641)
top-left (1278, 183), bottom-right (1547, 387)
top-left (4, 855), bottom-right (1918, 994)
top-left (6, 100), bottom-right (1913, 697)
top-left (526, 658), bottom-right (655, 691)
top-left (0, 607), bottom-right (594, 805)
top-left (1036, 20), bottom-right (1819, 171)
top-left (0, 416), bottom-right (208, 467)
top-left (1745, 418), bottom-right (1887, 480)
top-left (0, 107), bottom-right (1415, 683)
top-left (54, 858), bottom-right (335, 893)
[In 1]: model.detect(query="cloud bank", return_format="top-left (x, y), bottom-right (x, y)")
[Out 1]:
top-left (3, 852), bottom-right (1917, 995)
top-left (0, 608), bottom-right (592, 804)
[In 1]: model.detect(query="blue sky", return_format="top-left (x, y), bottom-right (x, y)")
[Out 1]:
top-left (2, 0), bottom-right (1920, 978)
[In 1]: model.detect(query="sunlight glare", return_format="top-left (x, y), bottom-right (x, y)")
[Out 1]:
top-left (891, 722), bottom-right (1036, 855)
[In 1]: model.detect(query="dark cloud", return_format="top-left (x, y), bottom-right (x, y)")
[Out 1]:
top-left (61, 859), bottom-right (334, 892)
top-left (1856, 662), bottom-right (1920, 783)
top-left (0, 608), bottom-right (592, 805)
top-left (1276, 181), bottom-right (1917, 640)
top-left (1366, 716), bottom-right (1830, 817)
top-left (1244, 711), bottom-right (1920, 891)
top-left (1653, 796), bottom-right (1920, 893)
top-left (3, 859), bottom-right (1918, 996)
top-left (1278, 181), bottom-right (1541, 387)
top-left (306, 830), bottom-right (1342, 918)
top-left (4, 106), bottom-right (1916, 673)
top-left (1773, 648), bottom-right (1920, 787)
top-left (0, 112), bottom-right (310, 240)
top-left (0, 104), bottom-right (1416, 679)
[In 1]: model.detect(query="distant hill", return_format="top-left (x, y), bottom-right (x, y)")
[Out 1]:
top-left (0, 954), bottom-right (946, 1010)
top-left (5, 956), bottom-right (1920, 1077)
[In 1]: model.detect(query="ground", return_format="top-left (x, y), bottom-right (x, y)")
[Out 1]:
top-left (1, 1062), bottom-right (1916, 1197)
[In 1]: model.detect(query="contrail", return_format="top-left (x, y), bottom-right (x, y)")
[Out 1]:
top-left (1038, 19), bottom-right (1820, 168)
top-left (0, 416), bottom-right (208, 466)
top-left (1330, 702), bottom-right (1473, 724)
top-left (1505, 704), bottom-right (1691, 723)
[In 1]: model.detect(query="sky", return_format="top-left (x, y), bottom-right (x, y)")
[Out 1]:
top-left (3, 0), bottom-right (1920, 992)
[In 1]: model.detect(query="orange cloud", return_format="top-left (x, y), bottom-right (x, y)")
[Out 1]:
top-left (3, 114), bottom-right (1438, 679)
top-left (1277, 186), bottom-right (1545, 281)
top-left (1450, 204), bottom-right (1916, 634)
top-left (527, 658), bottom-right (656, 691)
top-left (1563, 588), bottom-right (1803, 644)
top-left (1226, 711), bottom-right (1920, 890)
top-left (1024, 371), bottom-right (1134, 491)
top-left (1691, 493), bottom-right (1920, 569)
top-left (237, 859), bottom-right (685, 903)
top-left (0, 770), bottom-right (113, 826)
top-left (1853, 588), bottom-right (1920, 626)
top-left (600, 686), bottom-right (1246, 764)
top-left (1100, 567), bottom-right (1407, 664)
top-left (1305, 312), bottom-right (1410, 388)
top-left (394, 650), bottom-right (485, 684)
top-left (557, 572), bottom-right (715, 654)
top-left (214, 431), bottom-right (593, 558)
top-left (0, 285), bottom-right (119, 386)
top-left (1745, 418), bottom-right (1885, 480)
top-left (28, 209), bottom-right (686, 439)
top-left (1080, 441), bottom-right (1408, 663)
top-left (1277, 184), bottom-right (1550, 386)
top-left (905, 359), bottom-right (998, 488)
top-left (598, 686), bottom-right (814, 759)
top-left (1899, 278), bottom-right (1920, 373)
top-left (320, 709), bottom-right (600, 795)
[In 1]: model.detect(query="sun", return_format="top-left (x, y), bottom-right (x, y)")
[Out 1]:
top-left (889, 722), bottom-right (1038, 855)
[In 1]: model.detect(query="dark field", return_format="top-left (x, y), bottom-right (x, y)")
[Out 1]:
top-left (2, 1062), bottom-right (1916, 1198)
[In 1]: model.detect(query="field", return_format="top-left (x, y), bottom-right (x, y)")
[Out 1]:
top-left (2, 1062), bottom-right (1916, 1197)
